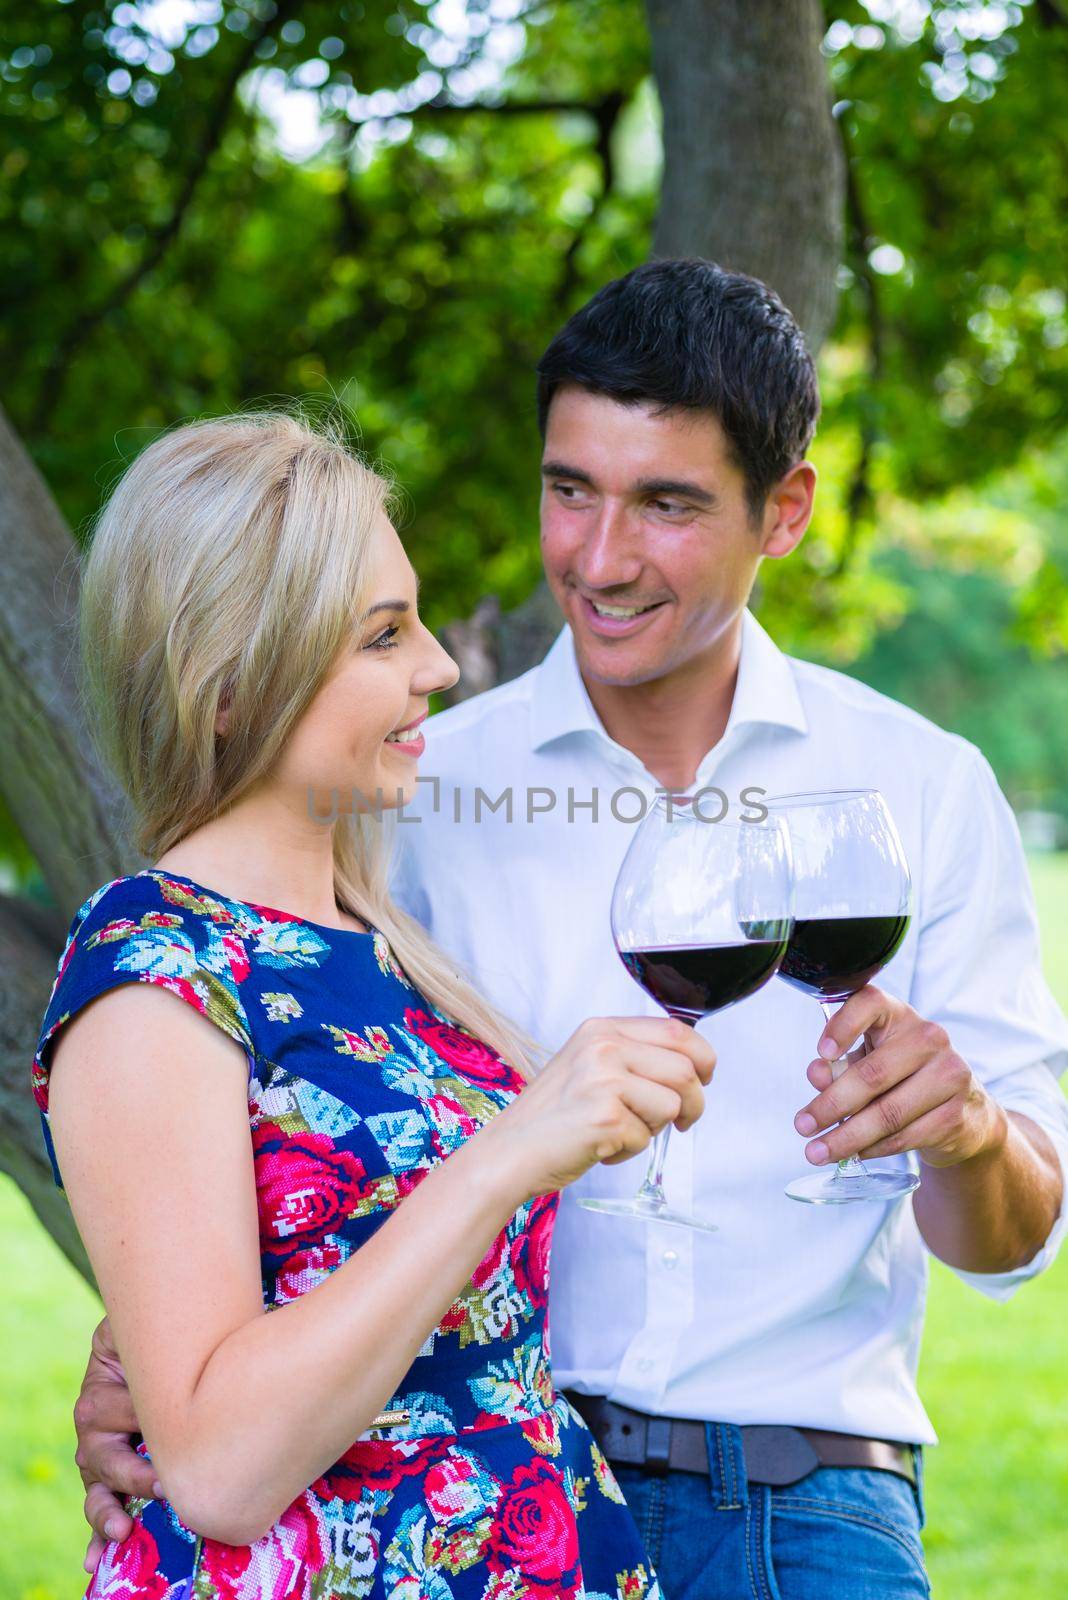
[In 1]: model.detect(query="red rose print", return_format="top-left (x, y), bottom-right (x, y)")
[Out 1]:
top-left (247, 901), bottom-right (304, 924)
top-left (488, 1459), bottom-right (581, 1595)
top-left (314, 1436), bottom-right (451, 1500)
top-left (221, 930), bottom-right (250, 984)
top-left (510, 1193), bottom-right (557, 1309)
top-left (424, 1453), bottom-right (499, 1523)
top-left (200, 1491), bottom-right (325, 1600)
top-left (274, 1242), bottom-right (344, 1302)
top-left (253, 1122), bottom-right (368, 1259)
top-left (519, 1409), bottom-right (560, 1456)
top-left (404, 1009), bottom-right (519, 1088)
top-left (472, 1227), bottom-right (508, 1290)
top-left (89, 1519), bottom-right (169, 1600)
top-left (153, 972), bottom-right (209, 1012)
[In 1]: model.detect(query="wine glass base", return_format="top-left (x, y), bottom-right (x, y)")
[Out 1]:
top-left (785, 1168), bottom-right (921, 1205)
top-left (578, 1195), bottom-right (718, 1233)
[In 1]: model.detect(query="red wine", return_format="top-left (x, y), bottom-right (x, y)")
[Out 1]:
top-left (778, 915), bottom-right (910, 1002)
top-left (621, 938), bottom-right (788, 1022)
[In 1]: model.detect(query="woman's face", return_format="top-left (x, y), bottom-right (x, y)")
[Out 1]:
top-left (273, 513), bottom-right (459, 818)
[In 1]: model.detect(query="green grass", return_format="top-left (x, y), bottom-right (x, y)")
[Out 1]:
top-left (2, 855), bottom-right (1067, 1598)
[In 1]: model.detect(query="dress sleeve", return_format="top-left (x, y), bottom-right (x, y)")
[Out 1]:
top-left (32, 874), bottom-right (257, 1190)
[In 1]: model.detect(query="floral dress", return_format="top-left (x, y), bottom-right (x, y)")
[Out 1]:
top-left (32, 870), bottom-right (660, 1600)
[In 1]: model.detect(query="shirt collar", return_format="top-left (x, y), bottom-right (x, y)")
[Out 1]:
top-left (529, 607), bottom-right (808, 755)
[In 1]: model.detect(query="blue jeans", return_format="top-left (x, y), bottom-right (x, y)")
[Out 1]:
top-left (613, 1423), bottom-right (929, 1600)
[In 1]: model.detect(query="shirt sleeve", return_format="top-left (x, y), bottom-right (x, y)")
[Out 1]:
top-left (386, 821), bottom-right (435, 933)
top-left (910, 742), bottom-right (1068, 1299)
top-left (32, 875), bottom-right (257, 1191)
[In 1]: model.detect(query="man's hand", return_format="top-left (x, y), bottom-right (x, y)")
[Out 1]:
top-left (793, 986), bottom-right (1006, 1168)
top-left (74, 1316), bottom-right (159, 1573)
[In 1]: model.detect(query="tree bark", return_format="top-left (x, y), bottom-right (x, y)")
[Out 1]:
top-left (647, 0), bottom-right (844, 354)
top-left (0, 404), bottom-right (133, 1279)
top-left (0, 406), bottom-right (131, 911)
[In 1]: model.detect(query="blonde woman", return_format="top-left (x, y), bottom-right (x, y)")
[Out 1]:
top-left (32, 412), bottom-right (713, 1600)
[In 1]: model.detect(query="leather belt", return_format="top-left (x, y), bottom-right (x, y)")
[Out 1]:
top-left (565, 1392), bottom-right (917, 1489)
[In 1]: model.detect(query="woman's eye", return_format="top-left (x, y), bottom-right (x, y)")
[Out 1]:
top-left (366, 624), bottom-right (400, 651)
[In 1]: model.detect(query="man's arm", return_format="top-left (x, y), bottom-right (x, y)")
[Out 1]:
top-left (795, 741), bottom-right (1068, 1278)
top-left (74, 1317), bottom-right (157, 1569)
top-left (795, 991), bottom-right (1065, 1272)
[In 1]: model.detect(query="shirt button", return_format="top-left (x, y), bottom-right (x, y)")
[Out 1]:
top-left (662, 1249), bottom-right (679, 1270)
top-left (637, 1358), bottom-right (654, 1373)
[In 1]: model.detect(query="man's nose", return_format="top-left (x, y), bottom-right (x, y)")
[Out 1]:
top-left (575, 505), bottom-right (643, 590)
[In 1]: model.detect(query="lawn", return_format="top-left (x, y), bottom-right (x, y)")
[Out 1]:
top-left (2, 855), bottom-right (1066, 1599)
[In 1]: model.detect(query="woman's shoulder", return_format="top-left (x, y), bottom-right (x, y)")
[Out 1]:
top-left (34, 871), bottom-right (262, 1098)
top-left (51, 869), bottom-right (248, 991)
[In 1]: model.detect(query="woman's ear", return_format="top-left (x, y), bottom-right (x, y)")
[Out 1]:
top-left (215, 684), bottom-right (233, 738)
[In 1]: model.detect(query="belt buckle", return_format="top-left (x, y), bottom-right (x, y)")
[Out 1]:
top-left (742, 1425), bottom-right (820, 1487)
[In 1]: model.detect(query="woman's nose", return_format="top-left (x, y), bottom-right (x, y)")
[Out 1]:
top-left (415, 630), bottom-right (460, 697)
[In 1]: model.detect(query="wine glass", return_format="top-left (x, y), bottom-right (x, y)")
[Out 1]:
top-left (766, 789), bottom-right (916, 1205)
top-left (579, 793), bottom-right (794, 1233)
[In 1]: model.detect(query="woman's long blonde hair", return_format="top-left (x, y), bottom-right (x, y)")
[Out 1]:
top-left (80, 407), bottom-right (542, 1077)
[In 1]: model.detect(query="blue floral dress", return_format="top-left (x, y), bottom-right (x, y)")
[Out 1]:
top-left (33, 870), bottom-right (660, 1600)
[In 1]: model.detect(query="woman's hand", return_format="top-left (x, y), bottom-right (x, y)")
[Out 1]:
top-left (485, 1015), bottom-right (716, 1200)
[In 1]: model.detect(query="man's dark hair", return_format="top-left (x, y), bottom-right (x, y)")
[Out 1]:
top-left (536, 258), bottom-right (820, 521)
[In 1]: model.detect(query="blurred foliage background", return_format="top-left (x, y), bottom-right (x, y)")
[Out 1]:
top-left (2, 0), bottom-right (1067, 1594)
top-left (2, 0), bottom-right (1068, 858)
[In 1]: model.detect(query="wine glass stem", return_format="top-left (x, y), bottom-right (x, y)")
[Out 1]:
top-left (819, 1001), bottom-right (868, 1183)
top-left (638, 1127), bottom-right (672, 1206)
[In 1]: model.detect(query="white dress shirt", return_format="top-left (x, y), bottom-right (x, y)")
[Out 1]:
top-left (388, 610), bottom-right (1068, 1444)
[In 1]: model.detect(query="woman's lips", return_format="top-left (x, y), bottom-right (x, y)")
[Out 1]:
top-left (386, 732), bottom-right (425, 758)
top-left (385, 712), bottom-right (426, 758)
top-left (577, 594), bottom-right (668, 637)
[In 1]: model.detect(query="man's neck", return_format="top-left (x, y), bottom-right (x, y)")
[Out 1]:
top-left (581, 616), bottom-right (743, 792)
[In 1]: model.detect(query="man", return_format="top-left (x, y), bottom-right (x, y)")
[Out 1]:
top-left (74, 261), bottom-right (1068, 1597)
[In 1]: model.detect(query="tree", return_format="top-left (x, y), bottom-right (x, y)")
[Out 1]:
top-left (1, 0), bottom-right (1066, 1270)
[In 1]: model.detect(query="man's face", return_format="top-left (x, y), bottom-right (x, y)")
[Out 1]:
top-left (539, 386), bottom-right (807, 689)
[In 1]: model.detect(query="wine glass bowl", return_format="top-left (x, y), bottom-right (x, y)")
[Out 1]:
top-left (767, 790), bottom-right (916, 1205)
top-left (579, 794), bottom-right (794, 1232)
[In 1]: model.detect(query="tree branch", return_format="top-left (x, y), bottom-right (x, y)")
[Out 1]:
top-left (30, 0), bottom-right (304, 432)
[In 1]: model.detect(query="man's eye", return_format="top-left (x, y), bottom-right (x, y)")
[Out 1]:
top-left (651, 499), bottom-right (686, 516)
top-left (553, 483), bottom-right (583, 499)
top-left (366, 624), bottom-right (400, 651)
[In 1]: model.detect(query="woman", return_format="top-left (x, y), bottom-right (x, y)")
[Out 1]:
top-left (33, 410), bottom-right (714, 1599)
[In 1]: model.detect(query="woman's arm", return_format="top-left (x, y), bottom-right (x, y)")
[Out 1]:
top-left (51, 987), bottom-right (712, 1545)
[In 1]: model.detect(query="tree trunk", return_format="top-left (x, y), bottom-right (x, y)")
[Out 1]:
top-left (0, 403), bottom-right (134, 1278)
top-left (442, 0), bottom-right (844, 703)
top-left (648, 0), bottom-right (844, 354)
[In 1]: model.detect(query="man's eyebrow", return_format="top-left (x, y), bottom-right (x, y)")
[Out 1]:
top-left (635, 476), bottom-right (716, 507)
top-left (541, 460), bottom-right (716, 507)
top-left (541, 459), bottom-right (594, 485)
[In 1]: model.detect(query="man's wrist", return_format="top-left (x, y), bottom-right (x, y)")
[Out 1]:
top-left (919, 1086), bottom-right (1009, 1170)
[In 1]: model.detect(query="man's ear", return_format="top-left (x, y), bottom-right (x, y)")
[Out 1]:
top-left (761, 460), bottom-right (817, 560)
